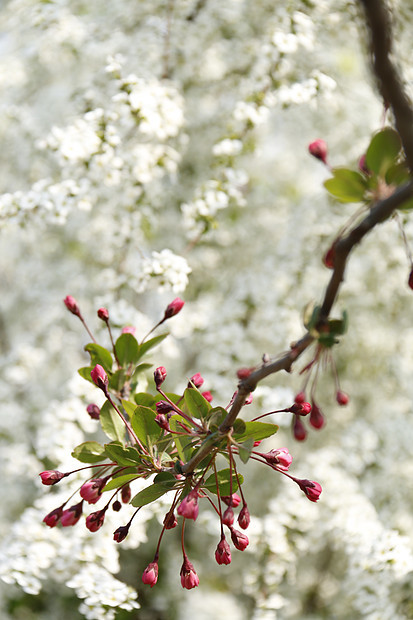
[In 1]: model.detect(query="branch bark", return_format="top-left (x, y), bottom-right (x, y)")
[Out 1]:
top-left (181, 0), bottom-right (413, 475)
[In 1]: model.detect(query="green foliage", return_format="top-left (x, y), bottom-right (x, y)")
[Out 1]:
top-left (131, 406), bottom-right (163, 449)
top-left (183, 387), bottom-right (211, 420)
top-left (71, 441), bottom-right (107, 463)
top-left (99, 400), bottom-right (125, 442)
top-left (233, 421), bottom-right (278, 443)
top-left (365, 127), bottom-right (401, 176)
top-left (324, 168), bottom-right (368, 203)
top-left (204, 468), bottom-right (244, 495)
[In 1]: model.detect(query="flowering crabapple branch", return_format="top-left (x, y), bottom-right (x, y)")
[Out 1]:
top-left (181, 0), bottom-right (413, 475)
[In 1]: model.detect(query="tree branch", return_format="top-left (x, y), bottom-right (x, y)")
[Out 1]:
top-left (360, 0), bottom-right (413, 172)
top-left (181, 0), bottom-right (413, 475)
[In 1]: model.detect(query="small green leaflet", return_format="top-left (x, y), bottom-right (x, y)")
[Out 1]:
top-left (131, 473), bottom-right (177, 507)
top-left (84, 343), bottom-right (113, 373)
top-left (131, 405), bottom-right (163, 448)
top-left (71, 441), bottom-right (107, 463)
top-left (324, 168), bottom-right (368, 203)
top-left (104, 441), bottom-right (142, 466)
top-left (366, 127), bottom-right (401, 177)
top-left (115, 333), bottom-right (139, 366)
top-left (233, 420), bottom-right (278, 443)
top-left (183, 387), bottom-right (211, 420)
top-left (99, 400), bottom-right (125, 442)
top-left (102, 473), bottom-right (139, 493)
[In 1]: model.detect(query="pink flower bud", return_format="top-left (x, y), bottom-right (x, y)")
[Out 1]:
top-left (113, 524), bottom-right (130, 542)
top-left (39, 470), bottom-right (66, 485)
top-left (188, 373), bottom-right (204, 388)
top-left (63, 295), bottom-right (81, 316)
top-left (164, 297), bottom-right (184, 319)
top-left (156, 400), bottom-right (174, 414)
top-left (155, 413), bottom-right (171, 431)
top-left (237, 367), bottom-right (253, 379)
top-left (323, 244), bottom-right (336, 269)
top-left (238, 504), bottom-right (250, 530)
top-left (97, 307), bottom-right (109, 321)
top-left (43, 506), bottom-right (63, 528)
top-left (201, 390), bottom-right (213, 402)
top-left (180, 556), bottom-right (199, 589)
top-left (309, 401), bottom-right (325, 429)
top-left (336, 390), bottom-right (349, 406)
top-left (215, 537), bottom-right (232, 565)
top-left (221, 493), bottom-right (241, 507)
top-left (86, 403), bottom-right (100, 419)
top-left (359, 154), bottom-right (370, 175)
top-left (230, 527), bottom-right (249, 551)
top-left (297, 479), bottom-right (322, 502)
top-left (60, 501), bottom-right (83, 527)
top-left (90, 364), bottom-right (108, 391)
top-left (163, 510), bottom-right (178, 530)
top-left (121, 484), bottom-right (131, 504)
top-left (294, 391), bottom-right (306, 404)
top-left (80, 478), bottom-right (106, 504)
top-left (262, 448), bottom-right (293, 471)
top-left (85, 508), bottom-right (107, 532)
top-left (177, 489), bottom-right (199, 521)
top-left (289, 402), bottom-right (312, 416)
top-left (121, 325), bottom-right (136, 335)
top-left (142, 561), bottom-right (159, 587)
top-left (222, 506), bottom-right (234, 527)
top-left (308, 139), bottom-right (328, 165)
top-left (154, 366), bottom-right (167, 388)
top-left (293, 414), bottom-right (307, 441)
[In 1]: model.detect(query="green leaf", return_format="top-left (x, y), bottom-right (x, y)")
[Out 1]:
top-left (84, 343), bottom-right (113, 373)
top-left (233, 421), bottom-right (278, 443)
top-left (366, 127), bottom-right (401, 176)
top-left (115, 333), bottom-right (139, 366)
top-left (131, 479), bottom-right (177, 507)
top-left (121, 399), bottom-right (138, 419)
top-left (71, 441), bottom-right (107, 463)
top-left (99, 400), bottom-right (125, 442)
top-left (232, 419), bottom-right (246, 435)
top-left (238, 437), bottom-right (254, 464)
top-left (134, 393), bottom-right (156, 407)
top-left (169, 417), bottom-right (193, 461)
top-left (78, 366), bottom-right (95, 385)
top-left (204, 468), bottom-right (243, 496)
top-left (183, 388), bottom-right (211, 420)
top-left (208, 406), bottom-right (227, 430)
top-left (153, 471), bottom-right (177, 487)
top-left (108, 369), bottom-right (126, 392)
top-left (131, 406), bottom-right (163, 448)
top-left (130, 363), bottom-right (153, 391)
top-left (102, 473), bottom-right (139, 492)
top-left (137, 333), bottom-right (168, 362)
top-left (324, 168), bottom-right (368, 203)
top-left (104, 441), bottom-right (143, 466)
top-left (303, 302), bottom-right (321, 331)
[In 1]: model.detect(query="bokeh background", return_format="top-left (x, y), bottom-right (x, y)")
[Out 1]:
top-left (1, 1), bottom-right (413, 618)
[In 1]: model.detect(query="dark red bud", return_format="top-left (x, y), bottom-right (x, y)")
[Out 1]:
top-left (309, 401), bottom-right (325, 429)
top-left (323, 244), bottom-right (336, 269)
top-left (112, 500), bottom-right (122, 512)
top-left (86, 403), bottom-right (101, 419)
top-left (97, 307), bottom-right (109, 321)
top-left (154, 366), bottom-right (167, 388)
top-left (308, 139), bottom-right (328, 165)
top-left (121, 484), bottom-right (131, 504)
top-left (292, 414), bottom-right (307, 441)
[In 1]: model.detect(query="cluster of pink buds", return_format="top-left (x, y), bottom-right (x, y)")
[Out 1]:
top-left (40, 293), bottom-right (325, 593)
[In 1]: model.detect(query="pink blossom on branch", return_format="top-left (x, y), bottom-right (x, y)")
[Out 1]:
top-left (215, 537), bottom-right (231, 565)
top-left (60, 501), bottom-right (83, 527)
top-left (39, 470), bottom-right (66, 485)
top-left (142, 561), bottom-right (159, 588)
top-left (90, 364), bottom-right (109, 391)
top-left (180, 556), bottom-right (199, 589)
top-left (308, 139), bottom-right (328, 165)
top-left (177, 489), bottom-right (199, 521)
top-left (63, 295), bottom-right (81, 316)
top-left (163, 297), bottom-right (185, 319)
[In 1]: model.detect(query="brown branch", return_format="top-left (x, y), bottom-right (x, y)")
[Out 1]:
top-left (359, 0), bottom-right (413, 172)
top-left (181, 0), bottom-right (413, 475)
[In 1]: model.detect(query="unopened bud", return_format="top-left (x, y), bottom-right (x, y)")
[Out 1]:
top-left (229, 527), bottom-right (249, 551)
top-left (121, 484), bottom-right (131, 504)
top-left (60, 501), bottom-right (83, 527)
top-left (142, 561), bottom-right (159, 587)
top-left (180, 556), bottom-right (199, 589)
top-left (90, 364), bottom-right (109, 391)
top-left (154, 366), bottom-right (167, 388)
top-left (238, 504), bottom-right (250, 530)
top-left (215, 537), bottom-right (231, 565)
top-left (188, 372), bottom-right (204, 388)
top-left (221, 493), bottom-right (241, 507)
top-left (112, 500), bottom-right (122, 512)
top-left (292, 414), bottom-right (307, 441)
top-left (201, 391), bottom-right (213, 402)
top-left (222, 506), bottom-right (234, 527)
top-left (63, 295), bottom-right (81, 316)
top-left (85, 508), bottom-right (107, 532)
top-left (294, 391), bottom-right (306, 404)
top-left (237, 367), bottom-right (253, 379)
top-left (177, 489), bottom-right (199, 521)
top-left (323, 244), bottom-right (336, 269)
top-left (121, 325), bottom-right (136, 335)
top-left (86, 403), bottom-right (100, 419)
top-left (163, 510), bottom-right (178, 530)
top-left (97, 307), bottom-right (109, 321)
top-left (155, 413), bottom-right (171, 431)
top-left (39, 470), bottom-right (66, 485)
top-left (113, 524), bottom-right (130, 542)
top-left (309, 401), bottom-right (325, 429)
top-left (296, 478), bottom-right (322, 502)
top-left (308, 139), bottom-right (328, 165)
top-left (43, 506), bottom-right (63, 528)
top-left (408, 267), bottom-right (413, 290)
top-left (289, 401), bottom-right (311, 416)
top-left (156, 400), bottom-right (174, 415)
top-left (336, 390), bottom-right (349, 406)
top-left (164, 297), bottom-right (184, 320)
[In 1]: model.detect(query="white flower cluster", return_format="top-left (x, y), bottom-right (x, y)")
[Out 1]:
top-left (136, 248), bottom-right (192, 293)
